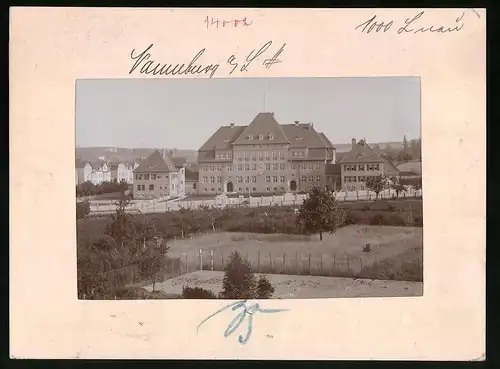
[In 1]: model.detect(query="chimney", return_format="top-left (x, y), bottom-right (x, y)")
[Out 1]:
top-left (230, 122), bottom-right (235, 127)
top-left (294, 120), bottom-right (299, 126)
top-left (352, 138), bottom-right (356, 148)
top-left (309, 122), bottom-right (314, 130)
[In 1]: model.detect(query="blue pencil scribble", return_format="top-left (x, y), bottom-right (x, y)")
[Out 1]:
top-left (197, 300), bottom-right (289, 344)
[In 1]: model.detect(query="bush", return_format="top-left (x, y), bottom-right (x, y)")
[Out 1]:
top-left (182, 286), bottom-right (217, 299)
top-left (256, 275), bottom-right (275, 299)
top-left (388, 204), bottom-right (397, 212)
top-left (414, 216), bottom-right (423, 227)
top-left (221, 251), bottom-right (257, 299)
top-left (76, 200), bottom-right (90, 219)
top-left (370, 214), bottom-right (384, 225)
top-left (113, 286), bottom-right (149, 300)
top-left (387, 214), bottom-right (407, 226)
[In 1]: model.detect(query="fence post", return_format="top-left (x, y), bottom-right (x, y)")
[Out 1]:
top-left (332, 254), bottom-right (336, 276)
top-left (359, 256), bottom-right (363, 273)
top-left (185, 253), bottom-right (188, 273)
top-left (282, 252), bottom-right (286, 273)
top-left (210, 249), bottom-right (214, 271)
top-left (257, 251), bottom-right (261, 273)
top-left (308, 254), bottom-right (311, 275)
top-left (221, 250), bottom-right (224, 269)
top-left (345, 254), bottom-right (350, 277)
top-left (199, 249), bottom-right (203, 271)
top-left (296, 252), bottom-right (299, 273)
top-left (269, 253), bottom-right (273, 272)
top-left (320, 254), bottom-right (323, 274)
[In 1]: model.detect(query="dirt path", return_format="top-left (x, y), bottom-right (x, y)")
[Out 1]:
top-left (144, 271), bottom-right (423, 299)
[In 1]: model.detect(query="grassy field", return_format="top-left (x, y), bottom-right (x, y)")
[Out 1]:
top-left (167, 225), bottom-right (423, 282)
top-left (146, 270), bottom-right (423, 299)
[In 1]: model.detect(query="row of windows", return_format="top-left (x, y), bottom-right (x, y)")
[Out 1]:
top-left (300, 176), bottom-right (322, 183)
top-left (264, 176), bottom-right (286, 183)
top-left (201, 163), bottom-right (322, 172)
top-left (344, 164), bottom-right (381, 171)
top-left (216, 152), bottom-right (232, 160)
top-left (136, 184), bottom-right (180, 191)
top-left (246, 134), bottom-right (274, 141)
top-left (291, 151), bottom-right (306, 157)
top-left (201, 176), bottom-right (223, 184)
top-left (203, 187), bottom-right (287, 193)
top-left (344, 175), bottom-right (378, 183)
top-left (235, 151), bottom-right (285, 161)
top-left (135, 173), bottom-right (179, 180)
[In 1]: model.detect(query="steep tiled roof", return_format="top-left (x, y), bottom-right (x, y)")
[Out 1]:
top-left (172, 157), bottom-right (186, 168)
top-left (90, 160), bottom-right (107, 169)
top-left (199, 125), bottom-right (246, 151)
top-left (396, 161), bottom-right (422, 175)
top-left (199, 113), bottom-right (334, 151)
top-left (232, 113), bottom-right (290, 145)
top-left (185, 170), bottom-right (199, 181)
top-left (340, 140), bottom-right (384, 163)
top-left (75, 159), bottom-right (90, 169)
top-left (109, 163), bottom-right (119, 171)
top-left (133, 150), bottom-right (176, 173)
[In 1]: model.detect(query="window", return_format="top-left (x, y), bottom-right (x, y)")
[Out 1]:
top-left (218, 188), bottom-right (222, 192)
top-left (258, 134), bottom-right (263, 140)
top-left (358, 164), bottom-right (365, 171)
top-left (269, 134), bottom-right (274, 140)
top-left (144, 174), bottom-right (150, 180)
top-left (308, 164), bottom-right (313, 170)
top-left (315, 176), bottom-right (321, 182)
top-left (193, 183), bottom-right (197, 189)
top-left (257, 152), bottom-right (263, 160)
top-left (291, 164), bottom-right (296, 170)
top-left (217, 176), bottom-right (222, 183)
top-left (135, 174), bottom-right (142, 180)
top-left (237, 164), bottom-right (243, 171)
top-left (265, 176), bottom-right (271, 183)
top-left (251, 164), bottom-right (257, 170)
top-left (251, 176), bottom-right (256, 183)
top-left (210, 176), bottom-right (215, 183)
top-left (273, 176), bottom-right (278, 183)
top-left (151, 174), bottom-right (157, 180)
top-left (237, 176), bottom-right (243, 183)
top-left (266, 188), bottom-right (270, 192)
top-left (344, 176), bottom-right (357, 183)
top-left (149, 184), bottom-right (154, 191)
top-left (308, 175), bottom-right (314, 182)
top-left (272, 164), bottom-right (278, 171)
top-left (315, 164), bottom-right (321, 170)
top-left (374, 164), bottom-right (380, 171)
top-left (211, 188), bottom-right (215, 192)
top-left (292, 152), bottom-right (296, 157)
top-left (244, 151), bottom-right (249, 161)
top-left (227, 165), bottom-right (232, 171)
top-left (301, 176), bottom-right (307, 183)
top-left (253, 187), bottom-right (257, 191)
top-left (244, 164), bottom-right (250, 171)
top-left (136, 184), bottom-right (141, 191)
top-left (279, 152), bottom-right (285, 160)
top-left (265, 163), bottom-right (271, 171)
top-left (204, 188), bottom-right (208, 192)
top-left (245, 176), bottom-right (250, 183)
top-left (248, 135), bottom-right (254, 140)
top-left (238, 188), bottom-right (243, 192)
top-left (358, 176), bottom-right (367, 182)
top-left (300, 164), bottom-right (306, 171)
top-left (272, 151), bottom-right (278, 160)
top-left (280, 176), bottom-right (285, 183)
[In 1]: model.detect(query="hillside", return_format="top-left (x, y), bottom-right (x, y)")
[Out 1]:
top-left (75, 147), bottom-right (198, 163)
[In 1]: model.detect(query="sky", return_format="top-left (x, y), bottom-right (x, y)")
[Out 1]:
top-left (75, 77), bottom-right (421, 150)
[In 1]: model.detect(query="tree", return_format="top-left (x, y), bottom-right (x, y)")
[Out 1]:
top-left (182, 286), bottom-right (217, 299)
top-left (256, 275), bottom-right (275, 299)
top-left (171, 208), bottom-right (195, 239)
top-left (199, 205), bottom-right (221, 232)
top-left (389, 176), bottom-right (406, 198)
top-left (366, 174), bottom-right (387, 200)
top-left (221, 251), bottom-right (257, 299)
top-left (295, 186), bottom-right (347, 241)
top-left (76, 200), bottom-right (90, 219)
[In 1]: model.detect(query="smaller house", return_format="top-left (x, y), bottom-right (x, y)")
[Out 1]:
top-left (132, 150), bottom-right (185, 200)
top-left (117, 162), bottom-right (135, 183)
top-left (109, 163), bottom-right (119, 182)
top-left (90, 160), bottom-right (111, 185)
top-left (185, 169), bottom-right (199, 195)
top-left (339, 138), bottom-right (399, 191)
top-left (75, 159), bottom-right (92, 185)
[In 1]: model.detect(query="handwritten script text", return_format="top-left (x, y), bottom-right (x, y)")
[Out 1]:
top-left (128, 41), bottom-right (285, 78)
top-left (197, 300), bottom-right (289, 344)
top-left (355, 11), bottom-right (465, 34)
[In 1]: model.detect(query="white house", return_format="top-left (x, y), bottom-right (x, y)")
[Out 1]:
top-left (90, 160), bottom-right (111, 185)
top-left (117, 162), bottom-right (136, 184)
top-left (75, 159), bottom-right (92, 184)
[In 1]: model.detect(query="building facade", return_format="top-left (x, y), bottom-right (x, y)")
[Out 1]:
top-left (185, 169), bottom-right (199, 195)
top-left (197, 112), bottom-right (336, 194)
top-left (132, 150), bottom-right (186, 200)
top-left (339, 138), bottom-right (399, 191)
top-left (75, 160), bottom-right (93, 184)
top-left (117, 162), bottom-right (137, 183)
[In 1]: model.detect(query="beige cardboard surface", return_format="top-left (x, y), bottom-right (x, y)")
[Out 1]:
top-left (10, 7), bottom-right (485, 360)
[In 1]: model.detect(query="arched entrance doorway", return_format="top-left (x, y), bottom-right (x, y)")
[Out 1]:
top-left (290, 180), bottom-right (297, 191)
top-left (227, 181), bottom-right (234, 192)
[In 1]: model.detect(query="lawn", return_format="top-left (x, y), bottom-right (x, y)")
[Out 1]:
top-left (166, 225), bottom-right (423, 282)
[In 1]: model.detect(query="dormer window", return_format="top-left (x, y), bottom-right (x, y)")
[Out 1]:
top-left (357, 154), bottom-right (365, 159)
top-left (258, 134), bottom-right (263, 140)
top-left (296, 136), bottom-right (303, 140)
top-left (268, 134), bottom-right (274, 140)
top-left (248, 135), bottom-right (254, 140)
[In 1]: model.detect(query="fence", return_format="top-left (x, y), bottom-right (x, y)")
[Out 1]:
top-left (172, 247), bottom-right (423, 282)
top-left (105, 256), bottom-right (184, 290)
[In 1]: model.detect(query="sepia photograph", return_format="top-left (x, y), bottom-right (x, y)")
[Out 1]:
top-left (76, 77), bottom-right (423, 300)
